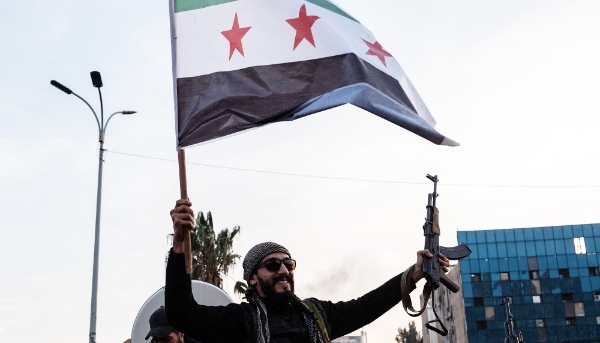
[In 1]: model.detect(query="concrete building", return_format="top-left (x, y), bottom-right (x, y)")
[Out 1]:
top-left (421, 263), bottom-right (468, 343)
top-left (332, 329), bottom-right (366, 343)
top-left (332, 336), bottom-right (362, 343)
top-left (421, 224), bottom-right (600, 343)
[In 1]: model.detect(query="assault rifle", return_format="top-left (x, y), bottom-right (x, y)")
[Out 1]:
top-left (421, 174), bottom-right (471, 335)
top-left (499, 297), bottom-right (525, 343)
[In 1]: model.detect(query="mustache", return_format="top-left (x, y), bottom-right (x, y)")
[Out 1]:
top-left (272, 275), bottom-right (293, 283)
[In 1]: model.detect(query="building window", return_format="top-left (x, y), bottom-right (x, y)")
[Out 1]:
top-left (529, 270), bottom-right (539, 279)
top-left (590, 267), bottom-right (599, 276)
top-left (559, 269), bottom-right (570, 278)
top-left (527, 257), bottom-right (538, 270)
top-left (532, 295), bottom-right (541, 303)
top-left (474, 297), bottom-right (484, 306)
top-left (574, 237), bottom-right (586, 254)
top-left (597, 316), bottom-right (600, 325)
top-left (562, 293), bottom-right (573, 302)
top-left (471, 273), bottom-right (481, 282)
top-left (574, 302), bottom-right (585, 317)
top-left (485, 306), bottom-right (495, 320)
top-left (531, 280), bottom-right (541, 295)
top-left (476, 321), bottom-right (487, 329)
top-left (500, 272), bottom-right (510, 280)
top-left (594, 291), bottom-right (600, 301)
top-left (535, 319), bottom-right (545, 327)
top-left (565, 302), bottom-right (575, 317)
top-left (566, 317), bottom-right (576, 326)
top-left (537, 327), bottom-right (548, 342)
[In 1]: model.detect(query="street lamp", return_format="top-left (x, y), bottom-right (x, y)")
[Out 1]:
top-left (50, 72), bottom-right (136, 343)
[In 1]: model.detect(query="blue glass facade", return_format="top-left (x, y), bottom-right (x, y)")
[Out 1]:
top-left (458, 224), bottom-right (600, 343)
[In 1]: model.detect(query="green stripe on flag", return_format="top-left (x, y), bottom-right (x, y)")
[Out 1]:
top-left (306, 0), bottom-right (358, 22)
top-left (174, 0), bottom-right (237, 12)
top-left (174, 0), bottom-right (358, 20)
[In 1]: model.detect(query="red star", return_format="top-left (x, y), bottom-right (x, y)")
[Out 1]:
top-left (221, 13), bottom-right (251, 60)
top-left (286, 5), bottom-right (320, 50)
top-left (362, 39), bottom-right (393, 67)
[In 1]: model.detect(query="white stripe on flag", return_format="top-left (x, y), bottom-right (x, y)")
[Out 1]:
top-left (175, 0), bottom-right (394, 78)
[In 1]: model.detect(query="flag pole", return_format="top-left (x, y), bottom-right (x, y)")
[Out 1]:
top-left (178, 149), bottom-right (193, 274)
top-left (170, 0), bottom-right (191, 274)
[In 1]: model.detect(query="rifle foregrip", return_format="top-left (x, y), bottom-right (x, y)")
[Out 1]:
top-left (440, 273), bottom-right (460, 293)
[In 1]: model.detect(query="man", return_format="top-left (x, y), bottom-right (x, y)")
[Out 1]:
top-left (145, 306), bottom-right (187, 343)
top-left (166, 199), bottom-right (449, 343)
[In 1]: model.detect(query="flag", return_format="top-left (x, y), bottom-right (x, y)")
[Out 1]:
top-left (169, 0), bottom-right (459, 148)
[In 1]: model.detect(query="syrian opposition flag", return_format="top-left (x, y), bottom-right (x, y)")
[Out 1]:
top-left (169, 0), bottom-right (458, 148)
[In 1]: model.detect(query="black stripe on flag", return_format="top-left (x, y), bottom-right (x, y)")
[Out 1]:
top-left (176, 53), bottom-right (419, 147)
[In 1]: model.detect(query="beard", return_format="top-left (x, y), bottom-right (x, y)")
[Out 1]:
top-left (257, 274), bottom-right (295, 303)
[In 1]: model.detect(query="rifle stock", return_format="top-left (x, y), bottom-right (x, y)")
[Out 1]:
top-left (440, 273), bottom-right (460, 293)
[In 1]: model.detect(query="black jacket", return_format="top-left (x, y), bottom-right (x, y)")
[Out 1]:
top-left (165, 250), bottom-right (415, 343)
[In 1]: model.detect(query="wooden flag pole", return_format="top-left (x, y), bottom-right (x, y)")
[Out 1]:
top-left (177, 149), bottom-right (193, 274)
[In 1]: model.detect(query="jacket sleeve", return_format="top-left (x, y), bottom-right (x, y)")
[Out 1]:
top-left (318, 271), bottom-right (417, 339)
top-left (165, 249), bottom-right (249, 343)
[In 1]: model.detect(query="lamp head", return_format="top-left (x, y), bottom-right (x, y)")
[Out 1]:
top-left (90, 71), bottom-right (103, 88)
top-left (50, 80), bottom-right (73, 94)
top-left (122, 111), bottom-right (137, 115)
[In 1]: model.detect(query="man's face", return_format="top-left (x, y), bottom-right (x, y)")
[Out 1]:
top-left (249, 252), bottom-right (295, 299)
top-left (153, 331), bottom-right (184, 343)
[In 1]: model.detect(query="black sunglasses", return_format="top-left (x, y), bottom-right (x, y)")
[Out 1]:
top-left (256, 258), bottom-right (296, 272)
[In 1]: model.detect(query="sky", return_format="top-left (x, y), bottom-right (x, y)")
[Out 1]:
top-left (1, 0), bottom-right (600, 342)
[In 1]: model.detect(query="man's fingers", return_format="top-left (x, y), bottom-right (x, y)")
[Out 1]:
top-left (171, 204), bottom-right (194, 215)
top-left (172, 212), bottom-right (195, 222)
top-left (169, 199), bottom-right (193, 254)
top-left (415, 250), bottom-right (452, 276)
top-left (418, 249), bottom-right (433, 258)
top-left (438, 253), bottom-right (450, 272)
top-left (173, 213), bottom-right (195, 227)
top-left (171, 207), bottom-right (194, 218)
top-left (175, 198), bottom-right (192, 207)
top-left (170, 199), bottom-right (194, 224)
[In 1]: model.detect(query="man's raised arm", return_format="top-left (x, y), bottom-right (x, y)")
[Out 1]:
top-left (321, 249), bottom-right (449, 339)
top-left (165, 199), bottom-right (248, 343)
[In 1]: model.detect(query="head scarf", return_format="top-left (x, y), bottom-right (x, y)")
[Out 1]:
top-left (242, 242), bottom-right (291, 281)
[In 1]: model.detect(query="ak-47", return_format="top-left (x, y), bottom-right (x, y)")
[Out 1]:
top-left (402, 174), bottom-right (471, 336)
top-left (499, 297), bottom-right (525, 343)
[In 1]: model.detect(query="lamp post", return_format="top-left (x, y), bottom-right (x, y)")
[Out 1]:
top-left (51, 72), bottom-right (136, 343)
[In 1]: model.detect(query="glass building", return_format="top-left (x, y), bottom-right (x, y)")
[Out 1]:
top-left (457, 224), bottom-right (600, 343)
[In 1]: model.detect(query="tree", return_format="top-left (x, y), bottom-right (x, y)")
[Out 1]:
top-left (233, 280), bottom-right (248, 296)
top-left (189, 211), bottom-right (241, 288)
top-left (395, 321), bottom-right (423, 343)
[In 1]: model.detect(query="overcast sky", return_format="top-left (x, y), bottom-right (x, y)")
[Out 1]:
top-left (1, 1), bottom-right (600, 343)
